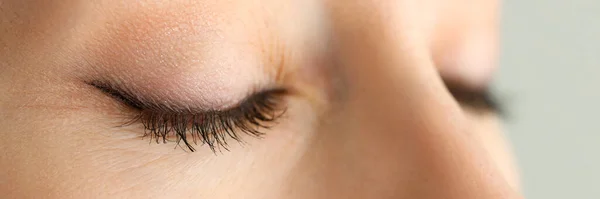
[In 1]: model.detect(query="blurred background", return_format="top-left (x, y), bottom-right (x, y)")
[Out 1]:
top-left (497, 0), bottom-right (599, 198)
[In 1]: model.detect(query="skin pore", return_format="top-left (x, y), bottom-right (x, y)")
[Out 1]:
top-left (0, 0), bottom-right (520, 198)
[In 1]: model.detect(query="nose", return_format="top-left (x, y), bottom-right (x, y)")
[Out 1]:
top-left (289, 1), bottom-right (521, 198)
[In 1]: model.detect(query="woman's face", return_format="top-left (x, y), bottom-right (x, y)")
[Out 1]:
top-left (0, 0), bottom-right (520, 198)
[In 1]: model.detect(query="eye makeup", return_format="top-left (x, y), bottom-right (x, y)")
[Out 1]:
top-left (88, 81), bottom-right (288, 152)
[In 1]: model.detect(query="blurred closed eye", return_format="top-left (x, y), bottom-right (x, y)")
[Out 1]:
top-left (444, 80), bottom-right (504, 115)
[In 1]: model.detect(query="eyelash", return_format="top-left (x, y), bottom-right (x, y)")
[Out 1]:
top-left (128, 90), bottom-right (286, 152)
top-left (445, 83), bottom-right (505, 115)
top-left (89, 81), bottom-right (287, 152)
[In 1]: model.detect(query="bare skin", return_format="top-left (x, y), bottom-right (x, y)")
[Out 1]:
top-left (0, 0), bottom-right (521, 198)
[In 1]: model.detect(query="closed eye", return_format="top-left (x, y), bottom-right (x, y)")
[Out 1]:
top-left (444, 80), bottom-right (504, 115)
top-left (88, 80), bottom-right (288, 152)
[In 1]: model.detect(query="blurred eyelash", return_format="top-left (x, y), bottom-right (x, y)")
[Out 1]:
top-left (89, 81), bottom-right (287, 152)
top-left (136, 90), bottom-right (286, 152)
top-left (445, 82), bottom-right (505, 115)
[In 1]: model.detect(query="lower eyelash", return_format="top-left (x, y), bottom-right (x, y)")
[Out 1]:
top-left (126, 90), bottom-right (286, 152)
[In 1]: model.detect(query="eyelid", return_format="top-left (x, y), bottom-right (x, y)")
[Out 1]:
top-left (88, 80), bottom-right (288, 152)
top-left (88, 80), bottom-right (285, 113)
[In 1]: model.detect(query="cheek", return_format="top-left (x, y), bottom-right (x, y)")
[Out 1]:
top-left (464, 111), bottom-right (520, 189)
top-left (0, 97), bottom-right (202, 198)
top-left (0, 89), bottom-right (321, 198)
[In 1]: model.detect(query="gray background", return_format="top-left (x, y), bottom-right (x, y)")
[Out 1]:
top-left (498, 0), bottom-right (599, 198)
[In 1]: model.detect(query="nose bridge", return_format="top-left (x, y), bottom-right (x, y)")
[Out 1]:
top-left (316, 2), bottom-right (454, 195)
top-left (321, 0), bottom-right (461, 146)
top-left (284, 1), bottom-right (520, 198)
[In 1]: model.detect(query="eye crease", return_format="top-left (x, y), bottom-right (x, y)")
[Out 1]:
top-left (88, 81), bottom-right (288, 152)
